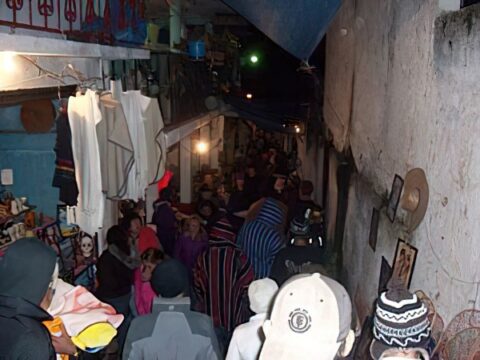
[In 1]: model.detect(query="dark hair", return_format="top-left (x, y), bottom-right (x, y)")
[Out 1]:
top-left (106, 225), bottom-right (130, 255)
top-left (160, 187), bottom-right (173, 202)
top-left (141, 247), bottom-right (165, 264)
top-left (300, 180), bottom-right (314, 196)
top-left (120, 213), bottom-right (142, 232)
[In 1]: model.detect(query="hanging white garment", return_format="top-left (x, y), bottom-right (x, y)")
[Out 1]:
top-left (97, 93), bottom-right (135, 199)
top-left (68, 90), bottom-right (105, 236)
top-left (113, 81), bottom-right (166, 199)
top-left (142, 94), bottom-right (166, 184)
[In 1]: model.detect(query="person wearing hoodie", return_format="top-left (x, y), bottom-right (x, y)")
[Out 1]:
top-left (237, 197), bottom-right (287, 279)
top-left (0, 237), bottom-right (76, 359)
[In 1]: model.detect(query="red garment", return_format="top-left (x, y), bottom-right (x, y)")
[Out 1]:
top-left (138, 227), bottom-right (161, 254)
top-left (156, 170), bottom-right (173, 193)
top-left (193, 238), bottom-right (254, 333)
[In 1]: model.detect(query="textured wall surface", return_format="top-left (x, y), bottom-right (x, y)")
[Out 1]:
top-left (0, 105), bottom-right (58, 217)
top-left (325, 0), bottom-right (480, 323)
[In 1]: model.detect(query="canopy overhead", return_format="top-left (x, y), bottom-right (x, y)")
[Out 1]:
top-left (222, 0), bottom-right (341, 60)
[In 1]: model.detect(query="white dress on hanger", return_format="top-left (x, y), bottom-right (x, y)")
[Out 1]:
top-left (68, 90), bottom-right (105, 236)
top-left (113, 81), bottom-right (166, 200)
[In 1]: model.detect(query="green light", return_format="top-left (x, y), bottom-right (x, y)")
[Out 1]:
top-left (250, 55), bottom-right (259, 64)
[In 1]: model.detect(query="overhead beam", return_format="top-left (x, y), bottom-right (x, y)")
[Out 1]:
top-left (0, 33), bottom-right (150, 60)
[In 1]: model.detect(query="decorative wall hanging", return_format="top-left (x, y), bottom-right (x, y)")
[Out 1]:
top-left (400, 168), bottom-right (429, 233)
top-left (20, 99), bottom-right (55, 133)
top-left (386, 174), bottom-right (404, 222)
top-left (369, 207), bottom-right (380, 251)
top-left (392, 239), bottom-right (418, 289)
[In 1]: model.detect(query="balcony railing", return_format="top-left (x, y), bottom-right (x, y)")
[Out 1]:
top-left (0, 0), bottom-right (146, 47)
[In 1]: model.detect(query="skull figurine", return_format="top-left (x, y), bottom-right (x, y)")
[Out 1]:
top-left (80, 236), bottom-right (94, 258)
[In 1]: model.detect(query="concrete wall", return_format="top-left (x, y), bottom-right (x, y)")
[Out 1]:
top-left (325, 0), bottom-right (480, 323)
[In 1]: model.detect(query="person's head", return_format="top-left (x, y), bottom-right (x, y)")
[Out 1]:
top-left (198, 200), bottom-right (215, 220)
top-left (234, 172), bottom-right (245, 190)
top-left (274, 176), bottom-right (286, 193)
top-left (299, 180), bottom-right (314, 199)
top-left (187, 215), bottom-right (203, 239)
top-left (159, 187), bottom-right (174, 203)
top-left (247, 164), bottom-right (256, 177)
top-left (121, 213), bottom-right (143, 238)
top-left (248, 278), bottom-right (279, 314)
top-left (150, 258), bottom-right (189, 298)
top-left (260, 273), bottom-right (355, 360)
top-left (216, 183), bottom-right (226, 197)
top-left (107, 225), bottom-right (131, 256)
top-left (141, 248), bottom-right (165, 282)
top-left (0, 237), bottom-right (58, 309)
top-left (370, 279), bottom-right (432, 359)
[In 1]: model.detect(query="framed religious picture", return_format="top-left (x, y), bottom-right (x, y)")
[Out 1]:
top-left (57, 205), bottom-right (79, 237)
top-left (392, 239), bottom-right (418, 289)
top-left (387, 174), bottom-right (404, 222)
top-left (369, 208), bottom-right (380, 251)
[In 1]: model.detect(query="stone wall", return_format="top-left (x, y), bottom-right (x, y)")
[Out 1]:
top-left (325, 0), bottom-right (480, 323)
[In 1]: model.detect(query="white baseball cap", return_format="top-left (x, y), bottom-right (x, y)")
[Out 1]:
top-left (260, 273), bottom-right (354, 360)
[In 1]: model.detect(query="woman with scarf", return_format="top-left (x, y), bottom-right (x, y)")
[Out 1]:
top-left (96, 225), bottom-right (140, 353)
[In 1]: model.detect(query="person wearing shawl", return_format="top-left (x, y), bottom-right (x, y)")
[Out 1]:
top-left (237, 197), bottom-right (287, 279)
top-left (96, 225), bottom-right (140, 353)
top-left (198, 200), bottom-right (236, 243)
top-left (193, 233), bottom-right (254, 352)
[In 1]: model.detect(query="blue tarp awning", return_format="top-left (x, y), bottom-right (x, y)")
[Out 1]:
top-left (222, 0), bottom-right (341, 60)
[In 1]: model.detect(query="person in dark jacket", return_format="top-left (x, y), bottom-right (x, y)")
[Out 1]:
top-left (152, 187), bottom-right (178, 256)
top-left (0, 237), bottom-right (76, 359)
top-left (96, 225), bottom-right (140, 354)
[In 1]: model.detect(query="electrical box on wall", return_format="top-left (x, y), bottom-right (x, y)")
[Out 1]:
top-left (1, 169), bottom-right (13, 186)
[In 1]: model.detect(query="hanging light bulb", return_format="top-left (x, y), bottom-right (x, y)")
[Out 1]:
top-left (196, 141), bottom-right (208, 154)
top-left (246, 93), bottom-right (253, 100)
top-left (0, 51), bottom-right (16, 72)
top-left (295, 125), bottom-right (301, 133)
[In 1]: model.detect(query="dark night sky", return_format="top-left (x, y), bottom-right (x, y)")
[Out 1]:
top-left (239, 29), bottom-right (325, 102)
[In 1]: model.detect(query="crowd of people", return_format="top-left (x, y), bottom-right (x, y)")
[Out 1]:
top-left (0, 130), bottom-right (436, 359)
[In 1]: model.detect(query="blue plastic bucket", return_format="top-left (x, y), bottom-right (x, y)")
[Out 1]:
top-left (188, 40), bottom-right (206, 60)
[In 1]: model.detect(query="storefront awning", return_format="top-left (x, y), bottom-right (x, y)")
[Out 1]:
top-left (222, 0), bottom-right (341, 60)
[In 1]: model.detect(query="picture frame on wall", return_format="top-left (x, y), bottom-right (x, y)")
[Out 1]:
top-left (369, 208), bottom-right (380, 251)
top-left (386, 174), bottom-right (404, 222)
top-left (378, 256), bottom-right (393, 295)
top-left (392, 239), bottom-right (418, 289)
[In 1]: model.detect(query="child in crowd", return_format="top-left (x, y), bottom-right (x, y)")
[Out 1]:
top-left (226, 278), bottom-right (279, 360)
top-left (133, 247), bottom-right (165, 316)
top-left (174, 216), bottom-right (208, 278)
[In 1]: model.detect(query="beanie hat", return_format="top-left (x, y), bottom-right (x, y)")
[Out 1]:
top-left (289, 216), bottom-right (311, 237)
top-left (370, 279), bottom-right (432, 359)
top-left (151, 259), bottom-right (189, 298)
top-left (260, 273), bottom-right (352, 360)
top-left (0, 237), bottom-right (57, 305)
top-left (248, 278), bottom-right (279, 314)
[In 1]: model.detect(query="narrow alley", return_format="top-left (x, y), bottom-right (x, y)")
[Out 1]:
top-left (0, 0), bottom-right (479, 359)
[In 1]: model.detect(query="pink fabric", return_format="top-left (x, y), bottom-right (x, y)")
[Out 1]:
top-left (138, 227), bottom-right (161, 254)
top-left (133, 269), bottom-right (157, 315)
top-left (48, 280), bottom-right (124, 336)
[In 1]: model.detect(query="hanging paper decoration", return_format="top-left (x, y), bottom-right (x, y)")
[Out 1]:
top-left (64, 0), bottom-right (77, 24)
top-left (118, 0), bottom-right (127, 30)
top-left (38, 0), bottom-right (54, 16)
top-left (85, 0), bottom-right (96, 24)
top-left (103, 0), bottom-right (111, 31)
top-left (129, 0), bottom-right (136, 28)
top-left (6, 0), bottom-right (23, 10)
